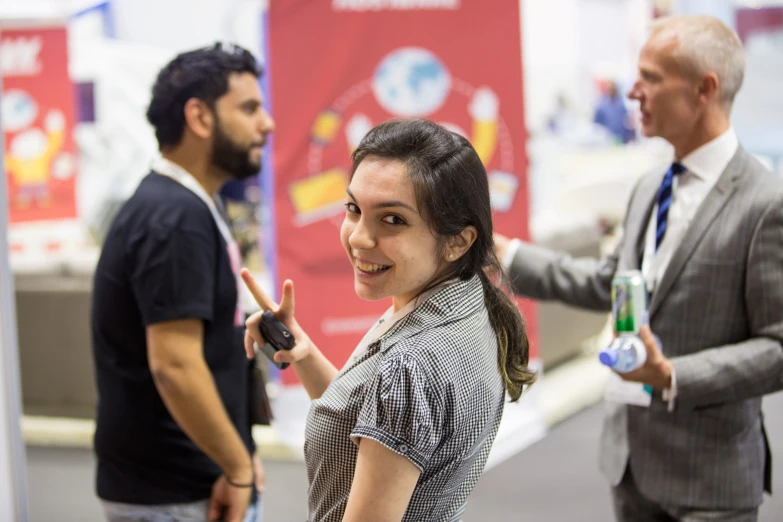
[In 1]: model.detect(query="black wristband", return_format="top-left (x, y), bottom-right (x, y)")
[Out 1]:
top-left (225, 474), bottom-right (254, 488)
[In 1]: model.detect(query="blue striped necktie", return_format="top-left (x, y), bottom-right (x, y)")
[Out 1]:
top-left (655, 162), bottom-right (686, 251)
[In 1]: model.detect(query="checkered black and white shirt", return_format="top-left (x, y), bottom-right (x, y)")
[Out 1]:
top-left (304, 275), bottom-right (506, 521)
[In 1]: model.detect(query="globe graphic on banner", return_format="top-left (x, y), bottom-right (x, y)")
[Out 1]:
top-left (372, 47), bottom-right (451, 117)
top-left (2, 89), bottom-right (39, 132)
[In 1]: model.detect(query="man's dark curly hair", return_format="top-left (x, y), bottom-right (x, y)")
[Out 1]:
top-left (146, 42), bottom-right (263, 149)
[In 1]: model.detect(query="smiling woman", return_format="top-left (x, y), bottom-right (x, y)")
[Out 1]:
top-left (243, 118), bottom-right (536, 522)
top-left (341, 156), bottom-right (448, 311)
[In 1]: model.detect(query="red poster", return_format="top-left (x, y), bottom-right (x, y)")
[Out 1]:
top-left (2, 26), bottom-right (78, 223)
top-left (269, 0), bottom-right (536, 382)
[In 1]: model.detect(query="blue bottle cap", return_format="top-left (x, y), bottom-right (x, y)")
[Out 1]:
top-left (599, 349), bottom-right (618, 367)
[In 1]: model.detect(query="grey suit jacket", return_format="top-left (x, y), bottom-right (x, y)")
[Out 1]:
top-left (507, 147), bottom-right (783, 509)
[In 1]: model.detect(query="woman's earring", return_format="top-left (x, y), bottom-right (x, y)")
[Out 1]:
top-left (449, 254), bottom-right (454, 259)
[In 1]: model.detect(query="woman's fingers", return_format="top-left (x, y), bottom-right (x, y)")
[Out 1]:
top-left (241, 268), bottom-right (277, 312)
top-left (278, 280), bottom-right (295, 317)
top-left (242, 274), bottom-right (310, 365)
top-left (273, 341), bottom-right (308, 364)
top-left (243, 329), bottom-right (256, 360)
top-left (244, 310), bottom-right (267, 358)
top-left (274, 350), bottom-right (295, 364)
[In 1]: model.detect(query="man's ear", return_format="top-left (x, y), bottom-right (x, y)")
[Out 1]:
top-left (697, 72), bottom-right (720, 106)
top-left (183, 98), bottom-right (214, 140)
top-left (445, 225), bottom-right (478, 262)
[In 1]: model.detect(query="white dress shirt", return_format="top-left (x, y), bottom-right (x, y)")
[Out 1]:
top-left (644, 128), bottom-right (739, 410)
top-left (641, 128), bottom-right (739, 293)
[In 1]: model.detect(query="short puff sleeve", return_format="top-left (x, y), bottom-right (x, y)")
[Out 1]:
top-left (350, 352), bottom-right (445, 471)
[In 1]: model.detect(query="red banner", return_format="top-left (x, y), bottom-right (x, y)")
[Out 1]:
top-left (2, 25), bottom-right (78, 223)
top-left (269, 0), bottom-right (535, 382)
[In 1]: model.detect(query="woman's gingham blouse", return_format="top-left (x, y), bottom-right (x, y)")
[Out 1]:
top-left (304, 275), bottom-right (506, 521)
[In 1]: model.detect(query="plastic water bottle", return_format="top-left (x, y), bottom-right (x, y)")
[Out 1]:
top-left (599, 335), bottom-right (647, 373)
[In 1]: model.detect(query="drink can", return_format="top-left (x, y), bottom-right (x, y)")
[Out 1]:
top-left (612, 270), bottom-right (647, 334)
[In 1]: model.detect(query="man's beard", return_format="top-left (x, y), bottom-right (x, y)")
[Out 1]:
top-left (211, 122), bottom-right (263, 180)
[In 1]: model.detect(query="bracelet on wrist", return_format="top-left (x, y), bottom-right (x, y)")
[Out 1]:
top-left (225, 474), bottom-right (254, 488)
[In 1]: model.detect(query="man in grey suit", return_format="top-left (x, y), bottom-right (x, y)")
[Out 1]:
top-left (497, 15), bottom-right (783, 522)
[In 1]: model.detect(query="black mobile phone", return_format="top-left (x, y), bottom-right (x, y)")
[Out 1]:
top-left (256, 310), bottom-right (295, 370)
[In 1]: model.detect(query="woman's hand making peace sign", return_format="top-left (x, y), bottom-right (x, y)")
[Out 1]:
top-left (241, 269), bottom-right (337, 399)
top-left (241, 268), bottom-right (313, 366)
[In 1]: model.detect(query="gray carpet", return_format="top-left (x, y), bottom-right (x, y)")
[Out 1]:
top-left (25, 391), bottom-right (783, 521)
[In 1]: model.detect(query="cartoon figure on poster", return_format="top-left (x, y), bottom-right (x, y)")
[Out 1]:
top-left (2, 89), bottom-right (75, 209)
top-left (287, 47), bottom-right (520, 227)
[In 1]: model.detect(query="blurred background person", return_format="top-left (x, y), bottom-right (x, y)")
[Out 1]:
top-left (593, 80), bottom-right (635, 144)
top-left (91, 43), bottom-right (274, 522)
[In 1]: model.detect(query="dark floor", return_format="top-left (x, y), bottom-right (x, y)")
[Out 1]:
top-left (26, 391), bottom-right (783, 521)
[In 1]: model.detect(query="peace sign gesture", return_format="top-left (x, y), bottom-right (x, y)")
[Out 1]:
top-left (241, 269), bottom-right (313, 366)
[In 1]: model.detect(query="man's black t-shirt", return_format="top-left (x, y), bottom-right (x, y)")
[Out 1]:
top-left (92, 172), bottom-right (253, 504)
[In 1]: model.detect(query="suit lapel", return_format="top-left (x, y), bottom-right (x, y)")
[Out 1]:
top-left (624, 174), bottom-right (661, 271)
top-left (649, 149), bottom-right (748, 317)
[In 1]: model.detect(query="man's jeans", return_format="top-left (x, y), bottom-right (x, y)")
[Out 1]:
top-left (102, 493), bottom-right (263, 522)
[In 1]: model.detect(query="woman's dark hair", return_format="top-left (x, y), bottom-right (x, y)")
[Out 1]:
top-left (146, 42), bottom-right (262, 149)
top-left (350, 118), bottom-right (536, 401)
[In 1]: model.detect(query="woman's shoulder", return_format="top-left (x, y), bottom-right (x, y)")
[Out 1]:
top-left (382, 307), bottom-right (496, 379)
